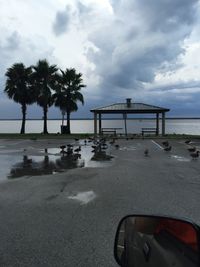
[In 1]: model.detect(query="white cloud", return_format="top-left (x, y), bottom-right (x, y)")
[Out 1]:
top-left (0, 0), bottom-right (200, 117)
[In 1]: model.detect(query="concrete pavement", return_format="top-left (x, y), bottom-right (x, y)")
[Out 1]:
top-left (0, 138), bottom-right (200, 266)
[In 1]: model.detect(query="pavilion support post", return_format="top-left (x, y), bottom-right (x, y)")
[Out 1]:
top-left (94, 112), bottom-right (98, 137)
top-left (99, 113), bottom-right (102, 135)
top-left (162, 112), bottom-right (165, 136)
top-left (156, 113), bottom-right (159, 136)
top-left (123, 113), bottom-right (127, 136)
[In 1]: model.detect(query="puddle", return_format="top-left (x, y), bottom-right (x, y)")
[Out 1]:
top-left (0, 141), bottom-right (114, 180)
top-left (68, 191), bottom-right (96, 205)
top-left (171, 155), bottom-right (190, 162)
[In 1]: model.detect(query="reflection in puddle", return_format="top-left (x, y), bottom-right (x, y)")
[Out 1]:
top-left (68, 191), bottom-right (96, 205)
top-left (171, 155), bottom-right (190, 162)
top-left (7, 144), bottom-right (113, 179)
top-left (8, 154), bottom-right (84, 179)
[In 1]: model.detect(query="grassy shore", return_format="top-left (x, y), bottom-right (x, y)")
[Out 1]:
top-left (0, 133), bottom-right (91, 139)
top-left (0, 133), bottom-right (200, 139)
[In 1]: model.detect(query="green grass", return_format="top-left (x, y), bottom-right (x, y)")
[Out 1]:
top-left (0, 133), bottom-right (200, 139)
top-left (0, 133), bottom-right (92, 139)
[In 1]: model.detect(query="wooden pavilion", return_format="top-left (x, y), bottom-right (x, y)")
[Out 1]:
top-left (90, 98), bottom-right (170, 136)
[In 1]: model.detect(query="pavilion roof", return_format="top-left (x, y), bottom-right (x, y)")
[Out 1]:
top-left (90, 102), bottom-right (170, 114)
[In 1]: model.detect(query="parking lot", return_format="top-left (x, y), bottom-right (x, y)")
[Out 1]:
top-left (0, 138), bottom-right (200, 266)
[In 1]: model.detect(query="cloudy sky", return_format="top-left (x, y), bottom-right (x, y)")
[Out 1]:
top-left (1, 0), bottom-right (200, 118)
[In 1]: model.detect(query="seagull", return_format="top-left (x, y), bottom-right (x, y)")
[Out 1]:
top-left (74, 138), bottom-right (79, 142)
top-left (164, 146), bottom-right (172, 152)
top-left (144, 148), bottom-right (149, 156)
top-left (162, 141), bottom-right (169, 147)
top-left (115, 144), bottom-right (120, 149)
top-left (84, 140), bottom-right (87, 145)
top-left (185, 140), bottom-right (192, 144)
top-left (188, 147), bottom-right (196, 153)
top-left (190, 151), bottom-right (199, 159)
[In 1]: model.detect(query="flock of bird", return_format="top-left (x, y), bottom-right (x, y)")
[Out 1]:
top-left (185, 140), bottom-right (200, 159)
top-left (59, 137), bottom-right (120, 159)
top-left (144, 139), bottom-right (199, 159)
top-left (59, 137), bottom-right (199, 160)
top-left (161, 139), bottom-right (199, 159)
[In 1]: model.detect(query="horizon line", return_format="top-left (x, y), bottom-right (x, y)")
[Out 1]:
top-left (0, 117), bottom-right (200, 120)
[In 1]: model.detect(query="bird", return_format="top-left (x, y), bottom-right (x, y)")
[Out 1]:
top-left (188, 147), bottom-right (196, 153)
top-left (162, 141), bottom-right (169, 147)
top-left (67, 144), bottom-right (73, 148)
top-left (164, 146), bottom-right (172, 152)
top-left (60, 145), bottom-right (66, 150)
top-left (190, 151), bottom-right (199, 159)
top-left (115, 144), bottom-right (120, 149)
top-left (74, 146), bottom-right (81, 153)
top-left (66, 147), bottom-right (73, 155)
top-left (101, 143), bottom-right (108, 150)
top-left (84, 140), bottom-right (87, 145)
top-left (74, 138), bottom-right (79, 142)
top-left (144, 148), bottom-right (149, 156)
top-left (185, 140), bottom-right (192, 144)
top-left (73, 153), bottom-right (81, 160)
top-left (88, 137), bottom-right (94, 142)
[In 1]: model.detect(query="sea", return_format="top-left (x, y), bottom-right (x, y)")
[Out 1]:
top-left (0, 119), bottom-right (200, 135)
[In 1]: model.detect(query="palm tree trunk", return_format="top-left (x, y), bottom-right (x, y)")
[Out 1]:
top-left (62, 113), bottom-right (64, 127)
top-left (66, 111), bottom-right (71, 134)
top-left (20, 104), bottom-right (26, 134)
top-left (43, 106), bottom-right (48, 134)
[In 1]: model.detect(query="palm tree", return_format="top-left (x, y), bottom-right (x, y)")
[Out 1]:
top-left (53, 68), bottom-right (85, 134)
top-left (31, 59), bottom-right (58, 134)
top-left (4, 63), bottom-right (35, 134)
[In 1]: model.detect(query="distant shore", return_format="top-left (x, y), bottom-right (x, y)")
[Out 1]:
top-left (0, 117), bottom-right (200, 121)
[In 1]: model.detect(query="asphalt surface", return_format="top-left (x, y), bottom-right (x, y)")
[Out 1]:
top-left (0, 138), bottom-right (200, 266)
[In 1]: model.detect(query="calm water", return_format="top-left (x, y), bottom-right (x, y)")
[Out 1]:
top-left (0, 119), bottom-right (200, 135)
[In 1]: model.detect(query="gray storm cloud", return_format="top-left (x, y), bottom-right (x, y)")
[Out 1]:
top-left (83, 0), bottom-right (199, 96)
top-left (53, 6), bottom-right (71, 36)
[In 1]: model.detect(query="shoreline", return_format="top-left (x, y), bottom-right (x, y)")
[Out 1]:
top-left (0, 133), bottom-right (200, 139)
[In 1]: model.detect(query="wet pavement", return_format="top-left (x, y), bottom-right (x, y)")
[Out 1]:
top-left (0, 139), bottom-right (114, 181)
top-left (0, 138), bottom-right (200, 266)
